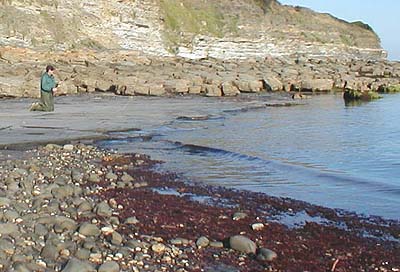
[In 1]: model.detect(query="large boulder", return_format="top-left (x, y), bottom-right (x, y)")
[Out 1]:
top-left (301, 78), bottom-right (334, 92)
top-left (132, 84), bottom-right (150, 96)
top-left (164, 79), bottom-right (191, 94)
top-left (229, 235), bottom-right (257, 254)
top-left (256, 248), bottom-right (278, 262)
top-left (234, 79), bottom-right (264, 93)
top-left (263, 75), bottom-right (283, 92)
top-left (221, 81), bottom-right (240, 96)
top-left (149, 83), bottom-right (166, 96)
top-left (0, 77), bottom-right (27, 98)
top-left (204, 84), bottom-right (222, 97)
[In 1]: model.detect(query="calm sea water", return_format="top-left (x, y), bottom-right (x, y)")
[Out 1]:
top-left (100, 93), bottom-right (400, 220)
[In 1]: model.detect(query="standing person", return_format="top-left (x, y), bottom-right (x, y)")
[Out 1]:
top-left (30, 65), bottom-right (58, 112)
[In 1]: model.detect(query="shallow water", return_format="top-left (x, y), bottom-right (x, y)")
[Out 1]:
top-left (99, 93), bottom-right (400, 220)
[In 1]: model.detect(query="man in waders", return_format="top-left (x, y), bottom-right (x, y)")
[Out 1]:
top-left (30, 65), bottom-right (58, 112)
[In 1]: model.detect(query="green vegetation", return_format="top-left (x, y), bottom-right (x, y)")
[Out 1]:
top-left (0, 0), bottom-right (13, 5)
top-left (378, 84), bottom-right (400, 93)
top-left (300, 31), bottom-right (328, 44)
top-left (253, 0), bottom-right (273, 13)
top-left (40, 10), bottom-right (67, 43)
top-left (159, 0), bottom-right (237, 50)
top-left (160, 0), bottom-right (225, 36)
top-left (339, 34), bottom-right (355, 46)
top-left (69, 38), bottom-right (105, 50)
top-left (343, 89), bottom-right (381, 101)
top-left (351, 21), bottom-right (374, 32)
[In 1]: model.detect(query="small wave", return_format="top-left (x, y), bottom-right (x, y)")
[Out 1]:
top-left (222, 105), bottom-right (266, 114)
top-left (176, 115), bottom-right (210, 121)
top-left (171, 141), bottom-right (400, 197)
top-left (178, 143), bottom-right (265, 162)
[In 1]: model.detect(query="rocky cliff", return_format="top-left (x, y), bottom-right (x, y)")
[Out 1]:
top-left (0, 0), bottom-right (399, 99)
top-left (0, 0), bottom-right (386, 60)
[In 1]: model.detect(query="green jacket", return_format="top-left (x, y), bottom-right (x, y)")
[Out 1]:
top-left (41, 72), bottom-right (56, 93)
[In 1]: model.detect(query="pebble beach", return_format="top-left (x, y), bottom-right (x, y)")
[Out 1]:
top-left (0, 143), bottom-right (398, 272)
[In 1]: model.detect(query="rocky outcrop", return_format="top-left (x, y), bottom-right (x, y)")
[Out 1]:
top-left (1, 47), bottom-right (399, 99)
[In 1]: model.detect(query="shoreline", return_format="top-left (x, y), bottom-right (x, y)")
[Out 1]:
top-left (0, 143), bottom-right (398, 271)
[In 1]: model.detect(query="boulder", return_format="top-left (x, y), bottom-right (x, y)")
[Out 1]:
top-left (232, 212), bottom-right (247, 221)
top-left (95, 201), bottom-right (113, 217)
top-left (221, 82), bottom-right (240, 96)
top-left (359, 65), bottom-right (374, 75)
top-left (196, 236), bottom-right (210, 248)
top-left (78, 223), bottom-right (101, 237)
top-left (229, 235), bottom-right (257, 254)
top-left (204, 84), bottom-right (222, 97)
top-left (263, 76), bottom-right (283, 92)
top-left (256, 248), bottom-right (278, 262)
top-left (301, 78), bottom-right (334, 92)
top-left (98, 261), bottom-right (120, 272)
top-left (0, 77), bottom-right (26, 98)
top-left (234, 79), bottom-right (263, 93)
top-left (0, 223), bottom-right (19, 236)
top-left (151, 243), bottom-right (166, 254)
top-left (148, 83), bottom-right (166, 96)
top-left (164, 79), bottom-right (191, 94)
top-left (188, 85), bottom-right (202, 94)
top-left (133, 84), bottom-right (150, 96)
top-left (62, 258), bottom-right (96, 272)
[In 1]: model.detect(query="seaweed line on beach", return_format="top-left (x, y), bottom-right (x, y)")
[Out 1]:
top-left (0, 143), bottom-right (398, 272)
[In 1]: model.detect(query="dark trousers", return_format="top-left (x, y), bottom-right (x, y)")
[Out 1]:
top-left (30, 91), bottom-right (54, 112)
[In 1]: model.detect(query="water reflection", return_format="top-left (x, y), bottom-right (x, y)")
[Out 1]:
top-left (99, 94), bottom-right (400, 220)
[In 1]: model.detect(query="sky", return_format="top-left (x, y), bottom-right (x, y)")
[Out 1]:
top-left (279, 0), bottom-right (399, 61)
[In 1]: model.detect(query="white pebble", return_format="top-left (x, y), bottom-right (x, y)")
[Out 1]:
top-left (251, 223), bottom-right (265, 231)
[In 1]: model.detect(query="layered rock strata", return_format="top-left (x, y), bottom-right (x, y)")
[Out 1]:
top-left (0, 0), bottom-right (398, 99)
top-left (0, 0), bottom-right (386, 60)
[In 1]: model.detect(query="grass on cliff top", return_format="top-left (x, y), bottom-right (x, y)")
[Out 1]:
top-left (159, 0), bottom-right (237, 50)
top-left (253, 0), bottom-right (274, 13)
